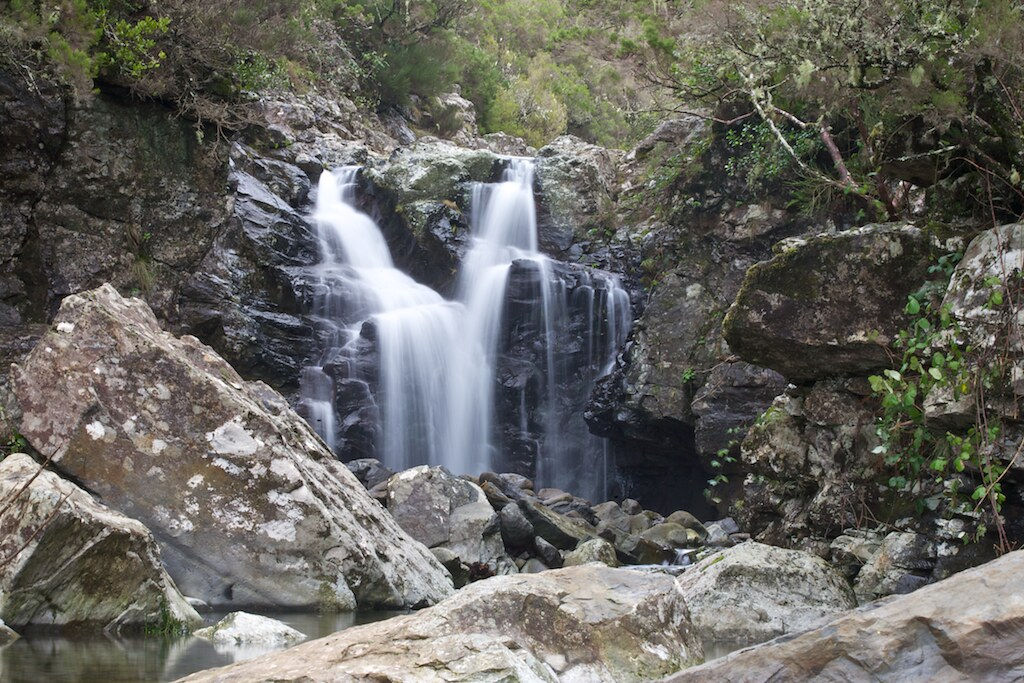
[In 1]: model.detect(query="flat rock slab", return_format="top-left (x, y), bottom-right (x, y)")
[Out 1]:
top-left (179, 565), bottom-right (702, 682)
top-left (664, 549), bottom-right (1024, 682)
top-left (12, 284), bottom-right (453, 611)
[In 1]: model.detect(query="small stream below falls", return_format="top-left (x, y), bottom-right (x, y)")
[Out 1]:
top-left (298, 159), bottom-right (631, 502)
top-left (0, 610), bottom-right (405, 683)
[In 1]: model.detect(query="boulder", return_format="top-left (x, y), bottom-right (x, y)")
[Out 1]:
top-left (386, 465), bottom-right (508, 573)
top-left (535, 135), bottom-right (623, 256)
top-left (521, 558), bottom-right (550, 574)
top-left (193, 612), bottom-right (305, 647)
top-left (519, 499), bottom-right (596, 550)
top-left (11, 285), bottom-right (453, 610)
top-left (0, 453), bottom-right (201, 632)
top-left (344, 458), bottom-right (394, 490)
top-left (533, 537), bottom-right (564, 569)
top-left (641, 523), bottom-right (701, 550)
top-left (0, 618), bottom-right (19, 645)
top-left (366, 138), bottom-right (500, 204)
top-left (723, 223), bottom-right (938, 382)
top-left (564, 539), bottom-right (619, 567)
top-left (664, 511), bottom-right (708, 539)
top-left (829, 529), bottom-right (884, 581)
top-left (664, 550), bottom-right (1024, 682)
top-left (675, 542), bottom-right (856, 646)
top-left (497, 502), bottom-right (535, 549)
top-left (180, 565), bottom-right (703, 682)
top-left (853, 531), bottom-right (937, 603)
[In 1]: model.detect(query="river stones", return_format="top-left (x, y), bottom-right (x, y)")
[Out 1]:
top-left (194, 612), bottom-right (305, 647)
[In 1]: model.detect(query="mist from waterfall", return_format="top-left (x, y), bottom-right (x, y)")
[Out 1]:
top-left (299, 161), bottom-right (630, 502)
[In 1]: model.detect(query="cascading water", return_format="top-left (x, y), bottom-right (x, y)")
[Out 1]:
top-left (299, 160), bottom-right (630, 502)
top-left (301, 168), bottom-right (461, 471)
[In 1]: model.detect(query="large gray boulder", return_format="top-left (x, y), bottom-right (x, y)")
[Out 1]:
top-left (675, 542), bottom-right (856, 646)
top-left (180, 565), bottom-right (703, 682)
top-left (664, 549), bottom-right (1024, 682)
top-left (723, 223), bottom-right (938, 382)
top-left (11, 285), bottom-right (453, 611)
top-left (0, 453), bottom-right (201, 632)
top-left (386, 466), bottom-right (509, 574)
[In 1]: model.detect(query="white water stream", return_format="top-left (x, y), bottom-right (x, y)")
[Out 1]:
top-left (299, 160), bottom-right (630, 501)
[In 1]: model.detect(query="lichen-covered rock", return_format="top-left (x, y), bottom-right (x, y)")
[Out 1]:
top-left (386, 465), bottom-right (509, 574)
top-left (735, 381), bottom-right (881, 549)
top-left (180, 565), bottom-right (702, 683)
top-left (723, 223), bottom-right (939, 382)
top-left (535, 135), bottom-right (623, 257)
top-left (564, 538), bottom-right (619, 567)
top-left (12, 285), bottom-right (453, 610)
top-left (853, 531), bottom-right (938, 603)
top-left (193, 612), bottom-right (305, 647)
top-left (665, 550), bottom-right (1024, 682)
top-left (675, 542), bottom-right (856, 646)
top-left (367, 138), bottom-right (501, 204)
top-left (0, 453), bottom-right (201, 632)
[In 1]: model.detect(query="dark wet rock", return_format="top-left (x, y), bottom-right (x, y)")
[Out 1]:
top-left (640, 522), bottom-right (701, 550)
top-left (723, 223), bottom-right (940, 383)
top-left (691, 361), bottom-right (786, 465)
top-left (498, 503), bottom-right (535, 549)
top-left (344, 458), bottom-right (394, 490)
top-left (519, 499), bottom-right (595, 550)
top-left (533, 536), bottom-right (564, 569)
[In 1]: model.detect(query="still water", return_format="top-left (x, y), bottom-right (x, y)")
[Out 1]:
top-left (0, 610), bottom-right (405, 683)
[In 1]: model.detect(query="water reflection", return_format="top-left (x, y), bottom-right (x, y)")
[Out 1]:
top-left (0, 610), bottom-right (405, 683)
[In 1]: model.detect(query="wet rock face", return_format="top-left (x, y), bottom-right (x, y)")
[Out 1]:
top-left (675, 541), bottom-right (856, 647)
top-left (12, 285), bottom-right (453, 611)
top-left (0, 82), bottom-right (230, 325)
top-left (493, 258), bottom-right (629, 494)
top-left (667, 549), bottom-right (1024, 683)
top-left (0, 453), bottom-right (201, 632)
top-left (179, 565), bottom-right (703, 683)
top-left (723, 223), bottom-right (939, 383)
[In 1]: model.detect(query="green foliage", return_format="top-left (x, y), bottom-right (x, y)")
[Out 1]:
top-left (725, 121), bottom-right (820, 194)
top-left (868, 253), bottom-right (1017, 550)
top-left (633, 0), bottom-right (1024, 223)
top-left (4, 0), bottom-right (169, 92)
top-left (143, 597), bottom-right (189, 637)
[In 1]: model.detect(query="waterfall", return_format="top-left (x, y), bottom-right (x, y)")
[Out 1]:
top-left (301, 168), bottom-right (461, 470)
top-left (299, 160), bottom-right (630, 502)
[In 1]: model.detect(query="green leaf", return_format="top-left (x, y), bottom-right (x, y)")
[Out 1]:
top-left (910, 64), bottom-right (925, 87)
top-left (931, 352), bottom-right (945, 368)
top-left (928, 367), bottom-right (943, 381)
top-left (884, 369), bottom-right (902, 381)
top-left (971, 485), bottom-right (986, 501)
top-left (905, 296), bottom-right (921, 315)
top-left (917, 318), bottom-right (932, 331)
